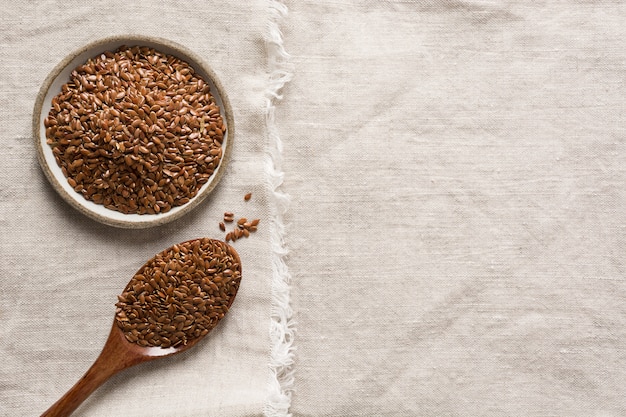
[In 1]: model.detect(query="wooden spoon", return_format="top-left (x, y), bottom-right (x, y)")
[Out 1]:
top-left (40, 238), bottom-right (241, 417)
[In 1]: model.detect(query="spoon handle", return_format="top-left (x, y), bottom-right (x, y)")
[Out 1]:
top-left (40, 324), bottom-right (143, 417)
top-left (40, 355), bottom-right (117, 417)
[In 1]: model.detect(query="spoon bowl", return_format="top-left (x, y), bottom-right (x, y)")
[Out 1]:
top-left (40, 238), bottom-right (241, 417)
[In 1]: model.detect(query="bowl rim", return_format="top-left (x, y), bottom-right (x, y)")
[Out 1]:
top-left (32, 34), bottom-right (234, 229)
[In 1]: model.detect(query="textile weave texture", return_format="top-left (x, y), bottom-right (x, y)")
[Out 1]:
top-left (1, 1), bottom-right (625, 416)
top-left (0, 1), bottom-right (288, 416)
top-left (280, 1), bottom-right (625, 416)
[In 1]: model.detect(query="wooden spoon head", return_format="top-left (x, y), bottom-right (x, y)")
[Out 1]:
top-left (113, 238), bottom-right (242, 360)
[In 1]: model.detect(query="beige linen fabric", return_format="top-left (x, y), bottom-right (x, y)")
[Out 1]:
top-left (0, 1), bottom-right (286, 416)
top-left (279, 1), bottom-right (625, 416)
top-left (2, 0), bottom-right (626, 416)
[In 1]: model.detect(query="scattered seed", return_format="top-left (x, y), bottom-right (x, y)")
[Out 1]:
top-left (221, 215), bottom-right (260, 241)
top-left (244, 192), bottom-right (252, 201)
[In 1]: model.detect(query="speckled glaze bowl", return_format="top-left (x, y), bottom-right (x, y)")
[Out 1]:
top-left (32, 35), bottom-right (233, 228)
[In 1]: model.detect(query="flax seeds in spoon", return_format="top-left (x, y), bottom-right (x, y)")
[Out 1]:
top-left (114, 237), bottom-right (241, 348)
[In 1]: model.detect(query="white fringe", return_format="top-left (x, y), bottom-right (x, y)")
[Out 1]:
top-left (265, 1), bottom-right (295, 417)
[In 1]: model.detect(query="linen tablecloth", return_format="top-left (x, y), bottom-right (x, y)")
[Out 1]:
top-left (1, 1), bottom-right (291, 416)
top-left (279, 1), bottom-right (624, 416)
top-left (1, 1), bottom-right (625, 416)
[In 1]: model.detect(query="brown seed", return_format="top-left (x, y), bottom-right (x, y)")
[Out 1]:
top-left (244, 192), bottom-right (252, 201)
top-left (219, 222), bottom-right (226, 231)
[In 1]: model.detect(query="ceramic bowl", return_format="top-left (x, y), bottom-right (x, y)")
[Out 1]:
top-left (32, 35), bottom-right (233, 228)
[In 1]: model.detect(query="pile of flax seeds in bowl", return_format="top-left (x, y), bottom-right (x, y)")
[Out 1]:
top-left (44, 45), bottom-right (225, 215)
top-left (44, 44), bottom-right (263, 240)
